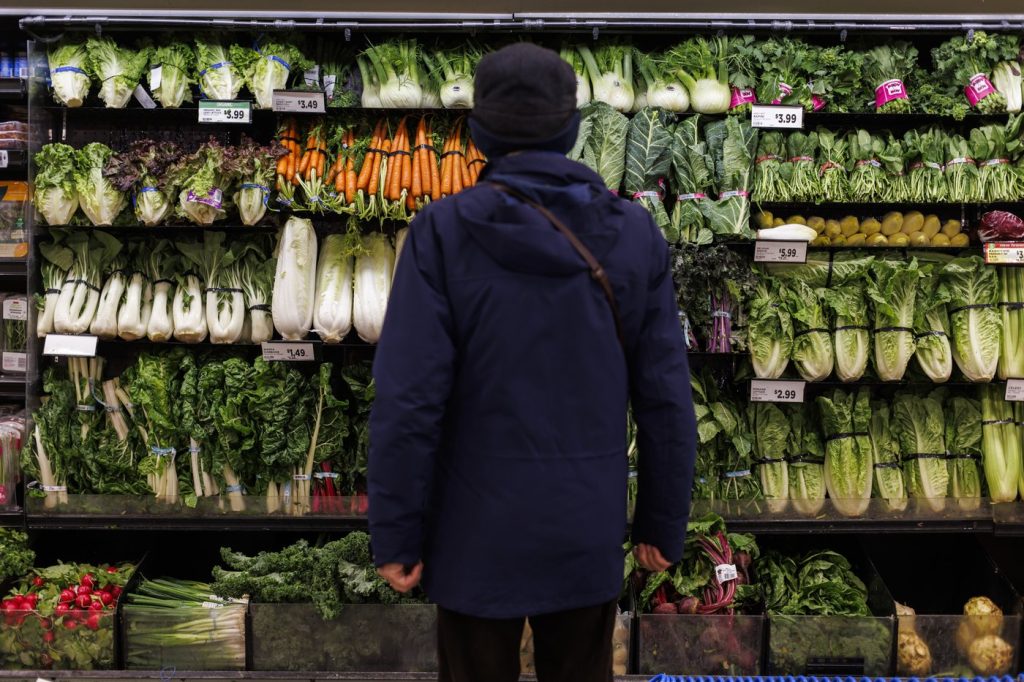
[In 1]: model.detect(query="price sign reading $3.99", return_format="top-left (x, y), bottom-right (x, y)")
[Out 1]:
top-left (750, 379), bottom-right (806, 404)
top-left (750, 104), bottom-right (804, 130)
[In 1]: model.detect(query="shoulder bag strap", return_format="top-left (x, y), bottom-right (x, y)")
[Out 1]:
top-left (488, 181), bottom-right (625, 349)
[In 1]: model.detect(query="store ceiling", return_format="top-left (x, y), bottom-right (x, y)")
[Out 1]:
top-left (2, 0), bottom-right (1023, 18)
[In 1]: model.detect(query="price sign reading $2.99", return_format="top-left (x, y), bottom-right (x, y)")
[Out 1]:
top-left (750, 104), bottom-right (804, 129)
top-left (750, 379), bottom-right (806, 404)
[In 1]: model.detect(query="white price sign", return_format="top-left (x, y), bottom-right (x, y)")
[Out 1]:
top-left (1005, 379), bottom-right (1024, 401)
top-left (751, 104), bottom-right (804, 129)
top-left (42, 334), bottom-right (98, 357)
top-left (198, 100), bottom-right (251, 124)
top-left (272, 90), bottom-right (326, 113)
top-left (984, 242), bottom-right (1024, 265)
top-left (3, 297), bottom-right (27, 321)
top-left (715, 564), bottom-right (738, 583)
top-left (0, 150), bottom-right (7, 169)
top-left (261, 341), bottom-right (316, 362)
top-left (2, 352), bottom-right (26, 373)
top-left (750, 379), bottom-right (806, 403)
top-left (754, 239), bottom-right (808, 263)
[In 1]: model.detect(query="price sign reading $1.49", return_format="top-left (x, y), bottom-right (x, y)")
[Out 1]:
top-left (261, 341), bottom-right (317, 362)
top-left (750, 379), bottom-right (806, 404)
top-left (754, 239), bottom-right (808, 264)
top-left (750, 104), bottom-right (804, 129)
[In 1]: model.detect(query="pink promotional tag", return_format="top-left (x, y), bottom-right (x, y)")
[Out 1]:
top-left (875, 79), bottom-right (909, 108)
top-left (772, 82), bottom-right (793, 105)
top-left (811, 95), bottom-right (827, 111)
top-left (730, 87), bottom-right (757, 109)
top-left (187, 188), bottom-right (223, 209)
top-left (965, 73), bottom-right (997, 107)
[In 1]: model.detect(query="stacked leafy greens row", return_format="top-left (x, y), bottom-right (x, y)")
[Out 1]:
top-left (752, 116), bottom-right (1024, 206)
top-left (47, 31), bottom-right (1024, 117)
top-left (689, 368), bottom-right (1023, 512)
top-left (24, 350), bottom-right (376, 513)
top-left (571, 105), bottom-right (757, 243)
top-left (751, 254), bottom-right (1007, 385)
top-left (34, 139), bottom-right (285, 228)
top-left (35, 224), bottom-right (398, 347)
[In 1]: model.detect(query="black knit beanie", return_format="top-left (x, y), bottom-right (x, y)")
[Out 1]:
top-left (471, 42), bottom-right (580, 157)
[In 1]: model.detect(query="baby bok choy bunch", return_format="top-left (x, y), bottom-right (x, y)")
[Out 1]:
top-left (125, 577), bottom-right (248, 671)
top-left (53, 230), bottom-right (124, 335)
top-left (179, 233), bottom-right (247, 345)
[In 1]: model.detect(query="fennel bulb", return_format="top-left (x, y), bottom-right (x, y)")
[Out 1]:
top-left (561, 47), bottom-right (592, 108)
top-left (647, 82), bottom-right (690, 112)
top-left (353, 233), bottom-right (395, 344)
top-left (172, 273), bottom-right (207, 343)
top-left (364, 41), bottom-right (425, 109)
top-left (992, 62), bottom-right (1022, 113)
top-left (577, 44), bottom-right (635, 113)
top-left (440, 76), bottom-right (473, 109)
top-left (272, 217), bottom-right (317, 341)
top-left (313, 234), bottom-right (354, 344)
top-left (667, 36), bottom-right (732, 114)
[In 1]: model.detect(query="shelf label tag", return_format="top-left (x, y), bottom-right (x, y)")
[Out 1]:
top-left (198, 100), bottom-right (251, 124)
top-left (272, 90), bottom-right (325, 113)
top-left (754, 239), bottom-right (808, 263)
top-left (0, 150), bottom-right (7, 169)
top-left (149, 65), bottom-right (162, 91)
top-left (261, 341), bottom-right (316, 362)
top-left (715, 564), bottom-right (738, 583)
top-left (42, 334), bottom-right (98, 357)
top-left (751, 104), bottom-right (804, 129)
top-left (3, 297), bottom-right (27, 321)
top-left (750, 379), bottom-right (806, 403)
top-left (303, 65), bottom-right (320, 87)
top-left (133, 84), bottom-right (157, 109)
top-left (984, 242), bottom-right (1024, 265)
top-left (323, 74), bottom-right (337, 98)
top-left (1006, 379), bottom-right (1024, 401)
top-left (2, 352), bottom-right (26, 373)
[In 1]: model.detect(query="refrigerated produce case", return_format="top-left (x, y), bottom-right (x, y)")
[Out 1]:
top-left (3, 6), bottom-right (1024, 679)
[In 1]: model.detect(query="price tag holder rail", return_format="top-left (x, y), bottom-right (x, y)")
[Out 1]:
top-left (984, 242), bottom-right (1024, 266)
top-left (751, 104), bottom-right (804, 130)
top-left (43, 334), bottom-right (99, 358)
top-left (272, 90), bottom-right (326, 114)
top-left (754, 239), bottom-right (808, 264)
top-left (198, 100), bottom-right (252, 124)
top-left (261, 340), bottom-right (321, 362)
top-left (750, 378), bottom-right (806, 404)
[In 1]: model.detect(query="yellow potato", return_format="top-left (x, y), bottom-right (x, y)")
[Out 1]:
top-left (861, 218), bottom-right (882, 236)
top-left (950, 233), bottom-right (970, 247)
top-left (807, 216), bottom-right (826, 233)
top-left (909, 231), bottom-right (929, 247)
top-left (881, 212), bottom-right (904, 236)
top-left (942, 219), bottom-right (962, 238)
top-left (832, 235), bottom-right (847, 246)
top-left (757, 212), bottom-right (774, 229)
top-left (774, 217), bottom-right (786, 227)
top-left (931, 233), bottom-right (951, 246)
top-left (902, 211), bottom-right (924, 234)
top-left (825, 221), bottom-right (843, 239)
top-left (890, 233), bottom-right (910, 247)
top-left (840, 215), bottom-right (860, 235)
top-left (922, 215), bottom-right (941, 239)
top-left (846, 233), bottom-right (867, 247)
top-left (786, 215), bottom-right (807, 225)
top-left (811, 235), bottom-right (831, 246)
top-left (867, 233), bottom-right (889, 247)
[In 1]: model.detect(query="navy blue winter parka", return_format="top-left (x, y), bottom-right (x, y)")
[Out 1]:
top-left (368, 150), bottom-right (697, 619)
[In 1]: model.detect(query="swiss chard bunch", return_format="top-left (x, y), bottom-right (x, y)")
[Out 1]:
top-left (932, 31), bottom-right (1021, 114)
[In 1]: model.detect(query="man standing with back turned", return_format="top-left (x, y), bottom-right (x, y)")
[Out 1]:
top-left (368, 42), bottom-right (697, 682)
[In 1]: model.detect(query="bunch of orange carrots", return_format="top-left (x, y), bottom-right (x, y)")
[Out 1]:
top-left (273, 115), bottom-right (486, 221)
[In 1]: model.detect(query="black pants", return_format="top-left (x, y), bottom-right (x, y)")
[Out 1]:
top-left (437, 599), bottom-right (617, 682)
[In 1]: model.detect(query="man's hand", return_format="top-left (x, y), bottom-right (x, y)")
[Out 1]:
top-left (633, 544), bottom-right (671, 572)
top-left (377, 561), bottom-right (424, 593)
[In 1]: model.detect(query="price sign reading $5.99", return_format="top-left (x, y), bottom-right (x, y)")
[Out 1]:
top-left (754, 240), bottom-right (808, 264)
top-left (750, 104), bottom-right (804, 130)
top-left (750, 379), bottom-right (806, 404)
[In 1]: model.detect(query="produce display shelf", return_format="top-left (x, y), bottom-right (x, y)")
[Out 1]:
top-left (0, 509), bottom-right (23, 527)
top-left (0, 374), bottom-right (26, 400)
top-left (0, 77), bottom-right (25, 100)
top-left (0, 148), bottom-right (27, 173)
top-left (718, 240), bottom-right (979, 254)
top-left (24, 510), bottom-right (370, 532)
top-left (756, 201), bottom-right (974, 213)
top-left (695, 499), bottom-right (996, 534)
